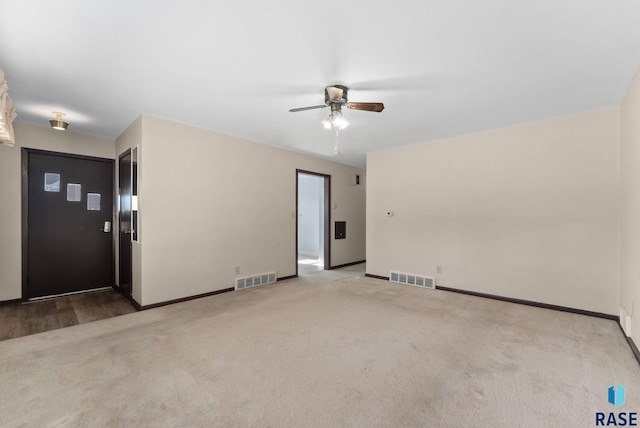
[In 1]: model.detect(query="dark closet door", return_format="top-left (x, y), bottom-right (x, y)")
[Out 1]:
top-left (27, 150), bottom-right (114, 299)
top-left (118, 151), bottom-right (132, 299)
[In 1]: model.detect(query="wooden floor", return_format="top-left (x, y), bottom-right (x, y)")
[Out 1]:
top-left (0, 290), bottom-right (137, 341)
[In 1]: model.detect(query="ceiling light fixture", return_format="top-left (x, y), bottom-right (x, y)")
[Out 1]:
top-left (290, 84), bottom-right (383, 136)
top-left (321, 106), bottom-right (349, 131)
top-left (49, 112), bottom-right (69, 131)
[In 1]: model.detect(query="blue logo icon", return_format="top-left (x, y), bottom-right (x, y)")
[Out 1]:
top-left (608, 384), bottom-right (626, 408)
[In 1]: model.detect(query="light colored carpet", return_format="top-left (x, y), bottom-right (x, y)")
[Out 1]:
top-left (1, 264), bottom-right (638, 427)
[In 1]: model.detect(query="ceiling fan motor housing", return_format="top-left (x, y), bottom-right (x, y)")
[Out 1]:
top-left (288, 84), bottom-right (384, 113)
top-left (325, 85), bottom-right (349, 106)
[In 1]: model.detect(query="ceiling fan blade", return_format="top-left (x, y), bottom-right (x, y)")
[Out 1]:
top-left (346, 102), bottom-right (385, 112)
top-left (289, 105), bottom-right (327, 113)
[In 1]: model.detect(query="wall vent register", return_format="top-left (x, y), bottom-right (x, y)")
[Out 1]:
top-left (235, 272), bottom-right (277, 290)
top-left (390, 271), bottom-right (435, 289)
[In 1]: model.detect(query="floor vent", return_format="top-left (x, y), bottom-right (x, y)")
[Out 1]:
top-left (390, 271), bottom-right (435, 289)
top-left (235, 272), bottom-right (277, 290)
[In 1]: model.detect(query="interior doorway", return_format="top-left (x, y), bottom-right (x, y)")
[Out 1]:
top-left (296, 170), bottom-right (330, 276)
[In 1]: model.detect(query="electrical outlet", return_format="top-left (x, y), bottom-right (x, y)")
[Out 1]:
top-left (436, 265), bottom-right (442, 274)
top-left (235, 266), bottom-right (240, 275)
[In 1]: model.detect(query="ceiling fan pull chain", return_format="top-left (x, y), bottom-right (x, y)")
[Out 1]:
top-left (333, 129), bottom-right (340, 155)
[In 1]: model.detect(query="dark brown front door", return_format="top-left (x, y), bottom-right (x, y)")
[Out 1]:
top-left (118, 151), bottom-right (132, 299)
top-left (25, 150), bottom-right (114, 299)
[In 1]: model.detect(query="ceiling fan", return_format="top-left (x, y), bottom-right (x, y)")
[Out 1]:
top-left (289, 85), bottom-right (384, 131)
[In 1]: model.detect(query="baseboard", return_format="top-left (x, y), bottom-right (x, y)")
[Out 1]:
top-left (617, 323), bottom-right (640, 367)
top-left (0, 298), bottom-right (21, 306)
top-left (365, 273), bottom-right (389, 280)
top-left (364, 274), bottom-right (617, 320)
top-left (366, 274), bottom-right (635, 364)
top-left (330, 260), bottom-right (366, 270)
top-left (111, 286), bottom-right (141, 311)
top-left (139, 287), bottom-right (234, 310)
top-left (628, 337), bottom-right (640, 367)
top-left (436, 285), bottom-right (618, 321)
top-left (138, 276), bottom-right (301, 308)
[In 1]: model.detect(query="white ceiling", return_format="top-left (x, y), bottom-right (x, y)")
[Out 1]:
top-left (2, 1), bottom-right (640, 167)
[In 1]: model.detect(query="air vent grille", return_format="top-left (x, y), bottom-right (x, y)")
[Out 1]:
top-left (389, 271), bottom-right (435, 290)
top-left (235, 272), bottom-right (277, 290)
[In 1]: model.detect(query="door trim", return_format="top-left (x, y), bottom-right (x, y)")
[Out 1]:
top-left (118, 148), bottom-right (133, 301)
top-left (296, 169), bottom-right (331, 276)
top-left (21, 148), bottom-right (116, 301)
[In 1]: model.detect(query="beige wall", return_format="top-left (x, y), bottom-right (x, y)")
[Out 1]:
top-left (0, 123), bottom-right (115, 301)
top-left (0, 117), bottom-right (365, 306)
top-left (621, 66), bottom-right (640, 345)
top-left (138, 115), bottom-right (365, 306)
top-left (4, 100), bottom-right (632, 329)
top-left (367, 109), bottom-right (620, 315)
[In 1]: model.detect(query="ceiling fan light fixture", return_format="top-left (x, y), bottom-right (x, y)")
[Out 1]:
top-left (49, 112), bottom-right (69, 131)
top-left (291, 84), bottom-right (380, 133)
top-left (321, 111), bottom-right (349, 131)
top-left (332, 111), bottom-right (349, 130)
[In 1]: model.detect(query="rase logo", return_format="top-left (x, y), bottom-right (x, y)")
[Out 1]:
top-left (596, 384), bottom-right (637, 426)
top-left (610, 384), bottom-right (626, 408)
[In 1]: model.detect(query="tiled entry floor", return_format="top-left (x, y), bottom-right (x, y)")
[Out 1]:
top-left (0, 289), bottom-right (137, 341)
